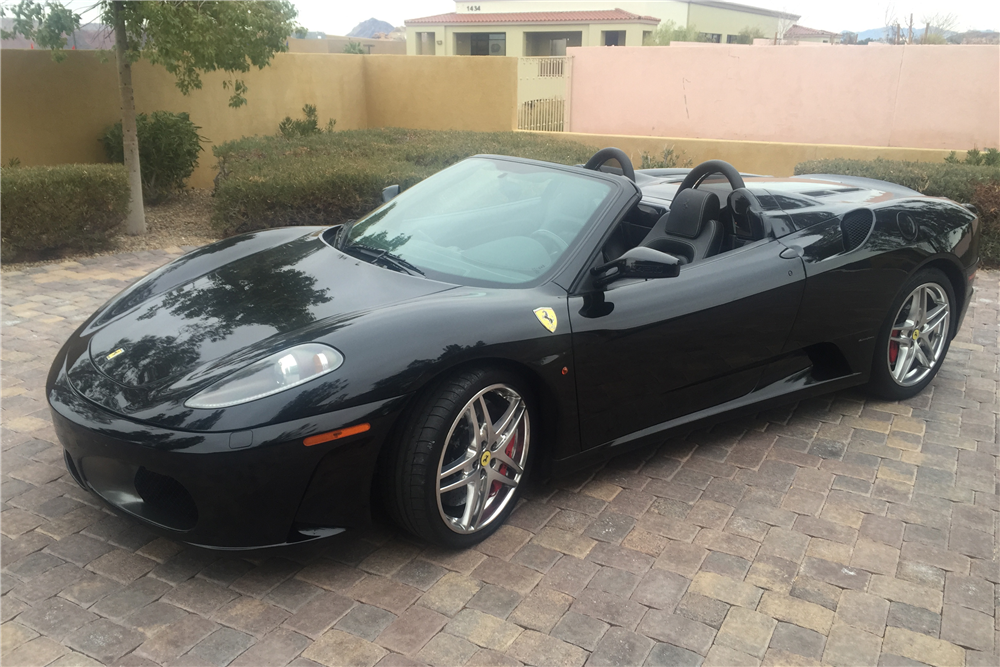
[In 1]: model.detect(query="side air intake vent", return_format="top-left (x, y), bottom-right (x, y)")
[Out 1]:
top-left (134, 467), bottom-right (198, 530)
top-left (841, 209), bottom-right (875, 252)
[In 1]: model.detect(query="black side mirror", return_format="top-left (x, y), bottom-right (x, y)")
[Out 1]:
top-left (591, 246), bottom-right (682, 287)
top-left (382, 184), bottom-right (400, 203)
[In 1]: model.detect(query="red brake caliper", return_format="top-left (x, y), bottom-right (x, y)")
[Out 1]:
top-left (889, 329), bottom-right (900, 364)
top-left (489, 432), bottom-right (518, 497)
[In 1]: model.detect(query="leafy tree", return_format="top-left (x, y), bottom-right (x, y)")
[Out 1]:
top-left (734, 25), bottom-right (766, 44)
top-left (343, 40), bottom-right (366, 54)
top-left (643, 20), bottom-right (708, 46)
top-left (1, 1), bottom-right (300, 235)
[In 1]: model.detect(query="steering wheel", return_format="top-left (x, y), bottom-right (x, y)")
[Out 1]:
top-left (583, 147), bottom-right (636, 182)
top-left (530, 229), bottom-right (569, 257)
top-left (677, 159), bottom-right (745, 194)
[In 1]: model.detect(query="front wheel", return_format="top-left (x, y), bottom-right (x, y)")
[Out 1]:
top-left (384, 367), bottom-right (534, 548)
top-left (868, 268), bottom-right (955, 400)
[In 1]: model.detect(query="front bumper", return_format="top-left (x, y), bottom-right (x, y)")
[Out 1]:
top-left (49, 378), bottom-right (406, 549)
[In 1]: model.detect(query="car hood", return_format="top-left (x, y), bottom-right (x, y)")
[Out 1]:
top-left (73, 229), bottom-right (454, 410)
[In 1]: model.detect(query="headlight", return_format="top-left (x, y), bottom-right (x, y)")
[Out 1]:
top-left (185, 343), bottom-right (344, 409)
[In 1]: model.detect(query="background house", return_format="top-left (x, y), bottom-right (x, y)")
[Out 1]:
top-left (404, 0), bottom-right (800, 55)
top-left (405, 9), bottom-right (660, 56)
top-left (783, 24), bottom-right (841, 44)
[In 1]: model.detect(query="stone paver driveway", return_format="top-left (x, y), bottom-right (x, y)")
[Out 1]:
top-left (2, 250), bottom-right (998, 667)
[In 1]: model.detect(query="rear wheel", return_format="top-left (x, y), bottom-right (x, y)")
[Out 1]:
top-left (384, 367), bottom-right (534, 548)
top-left (868, 268), bottom-right (954, 400)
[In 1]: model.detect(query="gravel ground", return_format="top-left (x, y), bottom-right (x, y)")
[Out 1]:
top-left (1, 189), bottom-right (219, 273)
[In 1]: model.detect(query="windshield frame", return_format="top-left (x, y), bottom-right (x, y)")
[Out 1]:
top-left (335, 156), bottom-right (631, 290)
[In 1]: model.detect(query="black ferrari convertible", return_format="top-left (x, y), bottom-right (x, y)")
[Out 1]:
top-left (47, 149), bottom-right (980, 549)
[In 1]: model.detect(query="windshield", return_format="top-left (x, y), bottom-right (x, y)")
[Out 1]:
top-left (342, 158), bottom-right (616, 286)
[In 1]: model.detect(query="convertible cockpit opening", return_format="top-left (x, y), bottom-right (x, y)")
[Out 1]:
top-left (592, 153), bottom-right (774, 269)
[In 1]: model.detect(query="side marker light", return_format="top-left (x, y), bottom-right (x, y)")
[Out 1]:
top-left (303, 423), bottom-right (371, 447)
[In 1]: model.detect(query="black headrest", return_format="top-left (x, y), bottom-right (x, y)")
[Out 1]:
top-left (662, 189), bottom-right (721, 239)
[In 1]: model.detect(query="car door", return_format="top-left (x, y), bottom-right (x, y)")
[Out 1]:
top-left (568, 239), bottom-right (805, 450)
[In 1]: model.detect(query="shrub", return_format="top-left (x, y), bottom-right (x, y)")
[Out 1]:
top-left (944, 147), bottom-right (1000, 167)
top-left (0, 164), bottom-right (129, 262)
top-left (278, 104), bottom-right (335, 139)
top-left (640, 145), bottom-right (692, 169)
top-left (102, 111), bottom-right (204, 203)
top-left (973, 181), bottom-right (1000, 265)
top-left (211, 128), bottom-right (598, 236)
top-left (794, 157), bottom-right (1000, 266)
top-left (643, 20), bottom-right (709, 45)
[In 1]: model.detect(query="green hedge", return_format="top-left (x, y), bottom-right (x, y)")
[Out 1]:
top-left (794, 158), bottom-right (1000, 266)
top-left (211, 128), bottom-right (598, 236)
top-left (1, 164), bottom-right (129, 262)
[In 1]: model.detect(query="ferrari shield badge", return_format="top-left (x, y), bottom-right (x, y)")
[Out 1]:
top-left (533, 307), bottom-right (558, 333)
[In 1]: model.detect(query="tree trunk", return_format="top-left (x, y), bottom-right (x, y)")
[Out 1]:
top-left (113, 1), bottom-right (145, 235)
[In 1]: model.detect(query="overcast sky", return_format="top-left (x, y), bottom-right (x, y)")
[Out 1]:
top-left (293, 0), bottom-right (999, 35)
top-left (62, 1), bottom-right (998, 37)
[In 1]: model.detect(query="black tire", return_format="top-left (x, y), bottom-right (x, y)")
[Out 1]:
top-left (868, 268), bottom-right (956, 400)
top-left (383, 367), bottom-right (535, 548)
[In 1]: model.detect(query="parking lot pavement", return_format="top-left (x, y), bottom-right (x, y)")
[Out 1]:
top-left (2, 250), bottom-right (997, 667)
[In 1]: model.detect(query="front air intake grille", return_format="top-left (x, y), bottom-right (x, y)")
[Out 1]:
top-left (841, 209), bottom-right (875, 252)
top-left (134, 467), bottom-right (198, 530)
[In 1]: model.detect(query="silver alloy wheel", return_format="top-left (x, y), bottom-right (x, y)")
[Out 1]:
top-left (887, 282), bottom-right (951, 387)
top-left (435, 384), bottom-right (530, 534)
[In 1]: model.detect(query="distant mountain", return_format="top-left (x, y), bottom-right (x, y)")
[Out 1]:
top-left (347, 18), bottom-right (394, 39)
top-left (852, 26), bottom-right (956, 41)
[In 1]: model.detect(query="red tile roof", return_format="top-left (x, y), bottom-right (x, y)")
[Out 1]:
top-left (784, 24), bottom-right (838, 38)
top-left (405, 9), bottom-right (660, 27)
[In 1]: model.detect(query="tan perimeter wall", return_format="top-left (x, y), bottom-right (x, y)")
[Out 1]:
top-left (566, 45), bottom-right (1000, 150)
top-left (531, 131), bottom-right (956, 177)
top-left (1, 51), bottom-right (517, 188)
top-left (365, 55), bottom-right (516, 131)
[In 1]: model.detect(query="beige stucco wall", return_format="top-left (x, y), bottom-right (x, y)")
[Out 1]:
top-left (531, 131), bottom-right (957, 176)
top-left (364, 55), bottom-right (517, 131)
top-left (566, 45), bottom-right (1000, 150)
top-left (685, 3), bottom-right (783, 39)
top-left (1, 51), bottom-right (517, 188)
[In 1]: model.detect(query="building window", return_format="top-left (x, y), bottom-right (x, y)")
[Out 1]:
top-left (471, 32), bottom-right (506, 55)
top-left (726, 34), bottom-right (740, 44)
top-left (700, 33), bottom-right (722, 43)
top-left (602, 30), bottom-right (625, 46)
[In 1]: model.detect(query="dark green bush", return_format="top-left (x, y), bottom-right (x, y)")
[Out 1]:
top-left (794, 158), bottom-right (1000, 266)
top-left (102, 111), bottom-right (204, 203)
top-left (973, 181), bottom-right (1000, 265)
top-left (0, 164), bottom-right (129, 262)
top-left (211, 128), bottom-right (598, 236)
